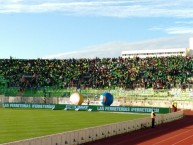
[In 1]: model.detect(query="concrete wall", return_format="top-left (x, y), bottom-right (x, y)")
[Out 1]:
top-left (1, 96), bottom-right (193, 110)
top-left (120, 100), bottom-right (193, 110)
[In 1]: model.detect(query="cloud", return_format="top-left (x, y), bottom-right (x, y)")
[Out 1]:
top-left (0, 0), bottom-right (193, 18)
top-left (175, 21), bottom-right (193, 25)
top-left (43, 34), bottom-right (193, 59)
top-left (165, 27), bottom-right (193, 34)
top-left (150, 26), bottom-right (193, 34)
top-left (0, 0), bottom-right (23, 3)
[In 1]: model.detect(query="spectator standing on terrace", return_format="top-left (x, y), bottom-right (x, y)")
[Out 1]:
top-left (151, 110), bottom-right (156, 128)
top-left (43, 97), bottom-right (46, 104)
top-left (87, 98), bottom-right (90, 106)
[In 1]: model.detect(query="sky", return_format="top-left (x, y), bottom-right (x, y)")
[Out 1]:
top-left (0, 0), bottom-right (193, 59)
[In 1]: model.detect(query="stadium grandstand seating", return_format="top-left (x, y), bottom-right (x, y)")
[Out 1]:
top-left (0, 75), bottom-right (7, 94)
top-left (0, 56), bottom-right (192, 98)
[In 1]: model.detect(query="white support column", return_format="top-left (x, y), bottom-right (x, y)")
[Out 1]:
top-left (189, 37), bottom-right (193, 56)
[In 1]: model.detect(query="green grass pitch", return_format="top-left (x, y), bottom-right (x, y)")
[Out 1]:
top-left (0, 108), bottom-right (149, 144)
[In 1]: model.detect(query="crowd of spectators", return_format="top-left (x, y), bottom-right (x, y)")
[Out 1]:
top-left (0, 56), bottom-right (192, 91)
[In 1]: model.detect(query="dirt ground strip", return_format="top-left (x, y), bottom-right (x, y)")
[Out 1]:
top-left (83, 110), bottom-right (193, 145)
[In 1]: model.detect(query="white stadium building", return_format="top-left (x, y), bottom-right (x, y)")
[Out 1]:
top-left (121, 38), bottom-right (193, 58)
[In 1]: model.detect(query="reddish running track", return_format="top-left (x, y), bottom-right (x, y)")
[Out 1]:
top-left (84, 110), bottom-right (193, 145)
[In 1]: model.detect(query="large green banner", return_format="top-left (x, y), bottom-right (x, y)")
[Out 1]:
top-left (93, 106), bottom-right (169, 114)
top-left (3, 103), bottom-right (170, 114)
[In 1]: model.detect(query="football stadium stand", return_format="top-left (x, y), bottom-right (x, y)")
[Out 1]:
top-left (0, 38), bottom-right (193, 100)
top-left (121, 38), bottom-right (193, 58)
top-left (0, 56), bottom-right (192, 92)
top-left (121, 48), bottom-right (192, 58)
